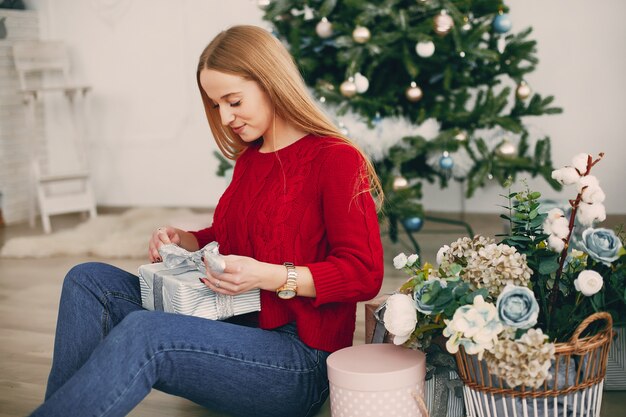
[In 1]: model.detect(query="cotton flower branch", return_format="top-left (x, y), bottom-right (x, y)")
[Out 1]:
top-left (549, 152), bottom-right (605, 309)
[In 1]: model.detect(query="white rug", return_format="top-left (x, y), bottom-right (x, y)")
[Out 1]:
top-left (0, 208), bottom-right (212, 259)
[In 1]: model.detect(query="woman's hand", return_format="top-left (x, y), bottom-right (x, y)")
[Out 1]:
top-left (200, 255), bottom-right (285, 296)
top-left (148, 226), bottom-right (182, 262)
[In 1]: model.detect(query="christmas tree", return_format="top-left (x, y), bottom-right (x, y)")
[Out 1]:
top-left (253, 0), bottom-right (563, 242)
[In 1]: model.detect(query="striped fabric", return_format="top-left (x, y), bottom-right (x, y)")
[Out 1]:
top-left (423, 371), bottom-right (465, 417)
top-left (605, 326), bottom-right (626, 390)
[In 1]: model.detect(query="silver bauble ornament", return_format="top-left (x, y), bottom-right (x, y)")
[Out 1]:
top-left (392, 175), bottom-right (409, 190)
top-left (257, 0), bottom-right (271, 10)
top-left (405, 81), bottom-right (423, 102)
top-left (352, 26), bottom-right (371, 44)
top-left (415, 40), bottom-right (435, 58)
top-left (433, 10), bottom-right (454, 36)
top-left (496, 140), bottom-right (517, 158)
top-left (516, 81), bottom-right (531, 100)
top-left (315, 17), bottom-right (333, 38)
top-left (354, 72), bottom-right (369, 93)
top-left (340, 78), bottom-right (358, 98)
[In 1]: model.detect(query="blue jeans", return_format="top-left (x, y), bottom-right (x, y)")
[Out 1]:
top-left (31, 262), bottom-right (330, 417)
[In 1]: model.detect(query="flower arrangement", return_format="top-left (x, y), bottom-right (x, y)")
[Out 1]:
top-left (384, 152), bottom-right (625, 388)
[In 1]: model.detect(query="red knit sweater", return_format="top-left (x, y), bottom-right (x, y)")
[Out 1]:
top-left (190, 134), bottom-right (384, 352)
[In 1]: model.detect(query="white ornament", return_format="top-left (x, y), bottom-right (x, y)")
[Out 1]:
top-left (415, 40), bottom-right (435, 58)
top-left (497, 36), bottom-right (507, 53)
top-left (496, 139), bottom-right (517, 158)
top-left (257, 0), bottom-right (271, 10)
top-left (352, 26), bottom-right (371, 43)
top-left (354, 72), bottom-right (369, 93)
top-left (516, 82), bottom-right (531, 100)
top-left (315, 17), bottom-right (333, 38)
top-left (393, 175), bottom-right (409, 190)
top-left (454, 131), bottom-right (468, 141)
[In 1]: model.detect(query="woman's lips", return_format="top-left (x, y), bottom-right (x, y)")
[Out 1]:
top-left (231, 124), bottom-right (246, 134)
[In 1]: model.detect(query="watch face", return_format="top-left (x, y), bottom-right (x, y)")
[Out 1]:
top-left (278, 289), bottom-right (296, 299)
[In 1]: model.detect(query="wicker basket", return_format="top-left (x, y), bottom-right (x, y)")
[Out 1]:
top-left (454, 312), bottom-right (614, 417)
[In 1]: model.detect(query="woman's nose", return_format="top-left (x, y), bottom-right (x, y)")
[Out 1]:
top-left (219, 107), bottom-right (235, 126)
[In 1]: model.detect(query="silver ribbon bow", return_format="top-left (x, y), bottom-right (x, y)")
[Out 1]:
top-left (155, 242), bottom-right (234, 319)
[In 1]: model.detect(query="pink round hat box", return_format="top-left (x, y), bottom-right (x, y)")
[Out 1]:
top-left (327, 343), bottom-right (427, 417)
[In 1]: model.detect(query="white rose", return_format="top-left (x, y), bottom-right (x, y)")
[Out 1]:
top-left (551, 167), bottom-right (580, 185)
top-left (436, 245), bottom-right (450, 265)
top-left (393, 253), bottom-right (408, 269)
top-left (407, 254), bottom-right (419, 266)
top-left (548, 235), bottom-right (565, 252)
top-left (383, 294), bottom-right (417, 345)
top-left (577, 202), bottom-right (606, 227)
top-left (574, 270), bottom-right (603, 296)
top-left (571, 153), bottom-right (590, 173)
top-left (550, 217), bottom-right (570, 239)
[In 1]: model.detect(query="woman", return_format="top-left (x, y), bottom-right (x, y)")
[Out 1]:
top-left (32, 25), bottom-right (384, 417)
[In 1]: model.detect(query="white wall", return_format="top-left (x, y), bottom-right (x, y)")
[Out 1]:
top-left (26, 0), bottom-right (626, 213)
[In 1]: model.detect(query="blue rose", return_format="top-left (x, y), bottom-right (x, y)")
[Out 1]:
top-left (496, 285), bottom-right (539, 329)
top-left (579, 228), bottom-right (623, 266)
top-left (413, 280), bottom-right (452, 315)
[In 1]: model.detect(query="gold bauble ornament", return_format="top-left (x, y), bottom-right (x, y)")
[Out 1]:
top-left (405, 81), bottom-right (423, 102)
top-left (340, 78), bottom-right (358, 98)
top-left (516, 81), bottom-right (531, 100)
top-left (392, 175), bottom-right (409, 190)
top-left (496, 139), bottom-right (517, 158)
top-left (352, 26), bottom-right (371, 44)
top-left (315, 17), bottom-right (333, 38)
top-left (433, 10), bottom-right (454, 36)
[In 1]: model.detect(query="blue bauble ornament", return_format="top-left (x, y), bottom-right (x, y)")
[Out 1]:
top-left (493, 13), bottom-right (512, 34)
top-left (439, 153), bottom-right (454, 170)
top-left (402, 216), bottom-right (424, 232)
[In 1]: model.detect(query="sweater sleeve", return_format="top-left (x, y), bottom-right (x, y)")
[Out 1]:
top-left (189, 226), bottom-right (215, 249)
top-left (305, 144), bottom-right (384, 306)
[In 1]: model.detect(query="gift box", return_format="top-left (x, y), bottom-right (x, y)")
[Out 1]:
top-left (364, 293), bottom-right (464, 417)
top-left (327, 343), bottom-right (427, 417)
top-left (138, 243), bottom-right (260, 320)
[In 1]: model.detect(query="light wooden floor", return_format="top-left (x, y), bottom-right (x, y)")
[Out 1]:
top-left (1, 210), bottom-right (624, 417)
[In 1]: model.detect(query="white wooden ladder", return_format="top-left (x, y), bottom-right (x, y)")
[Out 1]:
top-left (12, 41), bottom-right (97, 233)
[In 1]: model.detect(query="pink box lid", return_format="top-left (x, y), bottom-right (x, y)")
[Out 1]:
top-left (327, 344), bottom-right (426, 391)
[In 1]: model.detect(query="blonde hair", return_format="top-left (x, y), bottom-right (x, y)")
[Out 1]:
top-left (196, 25), bottom-right (383, 209)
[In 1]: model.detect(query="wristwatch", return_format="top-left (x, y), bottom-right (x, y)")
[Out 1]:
top-left (276, 262), bottom-right (298, 299)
